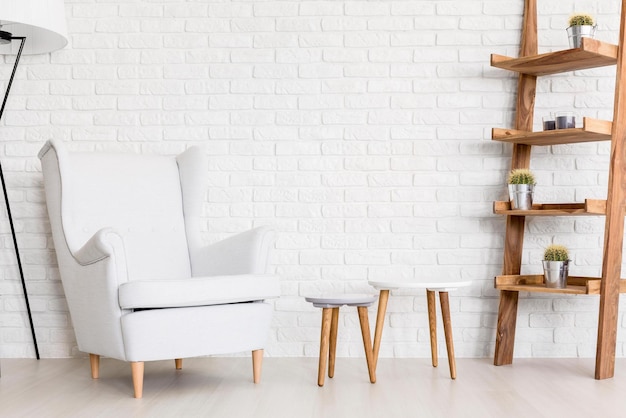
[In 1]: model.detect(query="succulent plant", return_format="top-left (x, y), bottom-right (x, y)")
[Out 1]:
top-left (507, 168), bottom-right (536, 185)
top-left (544, 244), bottom-right (569, 261)
top-left (569, 13), bottom-right (595, 27)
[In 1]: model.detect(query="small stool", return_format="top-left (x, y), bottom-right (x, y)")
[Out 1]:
top-left (368, 279), bottom-right (472, 380)
top-left (305, 294), bottom-right (378, 386)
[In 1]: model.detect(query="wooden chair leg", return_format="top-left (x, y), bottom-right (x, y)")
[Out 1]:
top-left (328, 307), bottom-right (340, 378)
top-left (89, 354), bottom-right (100, 379)
top-left (131, 362), bottom-right (144, 399)
top-left (252, 349), bottom-right (263, 384)
top-left (175, 359), bottom-right (183, 370)
top-left (427, 290), bottom-right (438, 368)
top-left (357, 306), bottom-right (376, 384)
top-left (317, 308), bottom-right (333, 387)
top-left (372, 289), bottom-right (389, 371)
top-left (439, 292), bottom-right (457, 379)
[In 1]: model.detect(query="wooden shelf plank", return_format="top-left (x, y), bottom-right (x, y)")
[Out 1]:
top-left (493, 199), bottom-right (607, 216)
top-left (491, 38), bottom-right (618, 76)
top-left (495, 275), bottom-right (626, 295)
top-left (492, 118), bottom-right (612, 146)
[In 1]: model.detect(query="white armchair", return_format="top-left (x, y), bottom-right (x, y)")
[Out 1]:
top-left (38, 140), bottom-right (280, 398)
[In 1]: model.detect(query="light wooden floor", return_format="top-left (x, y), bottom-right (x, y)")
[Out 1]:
top-left (1, 357), bottom-right (625, 417)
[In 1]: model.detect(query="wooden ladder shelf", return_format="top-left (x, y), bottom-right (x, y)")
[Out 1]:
top-left (492, 0), bottom-right (626, 380)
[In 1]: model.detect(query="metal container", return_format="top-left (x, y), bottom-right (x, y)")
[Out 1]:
top-left (508, 184), bottom-right (534, 210)
top-left (542, 260), bottom-right (569, 289)
top-left (567, 25), bottom-right (597, 48)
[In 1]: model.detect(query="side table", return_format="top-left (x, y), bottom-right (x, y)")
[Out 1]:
top-left (305, 294), bottom-right (378, 386)
top-left (368, 279), bottom-right (471, 379)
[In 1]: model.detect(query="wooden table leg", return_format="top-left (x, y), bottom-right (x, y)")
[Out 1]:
top-left (357, 306), bottom-right (376, 384)
top-left (318, 308), bottom-right (333, 387)
top-left (439, 291), bottom-right (456, 379)
top-left (372, 289), bottom-right (389, 371)
top-left (427, 290), bottom-right (438, 368)
top-left (328, 307), bottom-right (340, 378)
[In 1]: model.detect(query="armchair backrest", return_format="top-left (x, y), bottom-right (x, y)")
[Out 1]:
top-left (40, 140), bottom-right (198, 281)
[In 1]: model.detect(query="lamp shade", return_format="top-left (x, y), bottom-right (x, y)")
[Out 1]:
top-left (0, 0), bottom-right (67, 55)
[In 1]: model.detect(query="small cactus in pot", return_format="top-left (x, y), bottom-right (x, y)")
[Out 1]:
top-left (508, 168), bottom-right (536, 185)
top-left (568, 14), bottom-right (594, 27)
top-left (543, 244), bottom-right (570, 289)
top-left (507, 169), bottom-right (535, 210)
top-left (544, 244), bottom-right (569, 262)
top-left (567, 13), bottom-right (597, 48)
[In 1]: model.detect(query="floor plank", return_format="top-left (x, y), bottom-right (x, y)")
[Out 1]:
top-left (0, 357), bottom-right (625, 417)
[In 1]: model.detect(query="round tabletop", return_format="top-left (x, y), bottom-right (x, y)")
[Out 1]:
top-left (368, 279), bottom-right (472, 291)
top-left (305, 293), bottom-right (378, 308)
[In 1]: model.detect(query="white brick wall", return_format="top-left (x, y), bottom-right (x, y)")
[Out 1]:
top-left (1, 0), bottom-right (624, 360)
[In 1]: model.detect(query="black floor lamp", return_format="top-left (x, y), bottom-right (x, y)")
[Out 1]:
top-left (0, 0), bottom-right (67, 362)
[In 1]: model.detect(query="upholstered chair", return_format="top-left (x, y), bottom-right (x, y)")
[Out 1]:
top-left (38, 140), bottom-right (280, 398)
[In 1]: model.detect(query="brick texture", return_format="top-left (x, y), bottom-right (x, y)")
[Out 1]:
top-left (0, 0), bottom-right (623, 360)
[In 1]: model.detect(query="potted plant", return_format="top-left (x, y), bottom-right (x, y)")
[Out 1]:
top-left (542, 244), bottom-right (570, 289)
top-left (567, 13), bottom-right (597, 48)
top-left (507, 168), bottom-right (536, 210)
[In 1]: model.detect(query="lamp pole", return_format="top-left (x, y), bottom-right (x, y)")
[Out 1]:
top-left (0, 35), bottom-right (40, 359)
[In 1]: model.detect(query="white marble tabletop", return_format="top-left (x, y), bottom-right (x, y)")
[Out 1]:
top-left (368, 279), bottom-right (472, 292)
top-left (304, 293), bottom-right (378, 308)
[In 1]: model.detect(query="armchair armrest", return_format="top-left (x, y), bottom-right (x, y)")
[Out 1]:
top-left (73, 227), bottom-right (127, 268)
top-left (59, 227), bottom-right (130, 360)
top-left (190, 226), bottom-right (275, 276)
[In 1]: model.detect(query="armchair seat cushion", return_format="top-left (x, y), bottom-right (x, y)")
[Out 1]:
top-left (119, 274), bottom-right (280, 310)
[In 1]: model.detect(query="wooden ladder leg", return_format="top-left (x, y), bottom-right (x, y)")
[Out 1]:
top-left (596, 291), bottom-right (619, 379)
top-left (131, 362), bottom-right (144, 399)
top-left (252, 349), bottom-right (263, 384)
top-left (492, 0), bottom-right (534, 366)
top-left (372, 289), bottom-right (389, 372)
top-left (594, 0), bottom-right (626, 381)
top-left (89, 354), bottom-right (100, 379)
top-left (426, 290), bottom-right (438, 368)
top-left (328, 307), bottom-right (339, 378)
top-left (494, 290), bottom-right (520, 366)
top-left (175, 359), bottom-right (182, 370)
top-left (357, 306), bottom-right (376, 384)
top-left (317, 308), bottom-right (333, 387)
top-left (439, 292), bottom-right (457, 380)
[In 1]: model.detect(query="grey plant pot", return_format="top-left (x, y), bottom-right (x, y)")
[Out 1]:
top-left (542, 260), bottom-right (570, 289)
top-left (508, 184), bottom-right (534, 210)
top-left (567, 25), bottom-right (597, 48)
